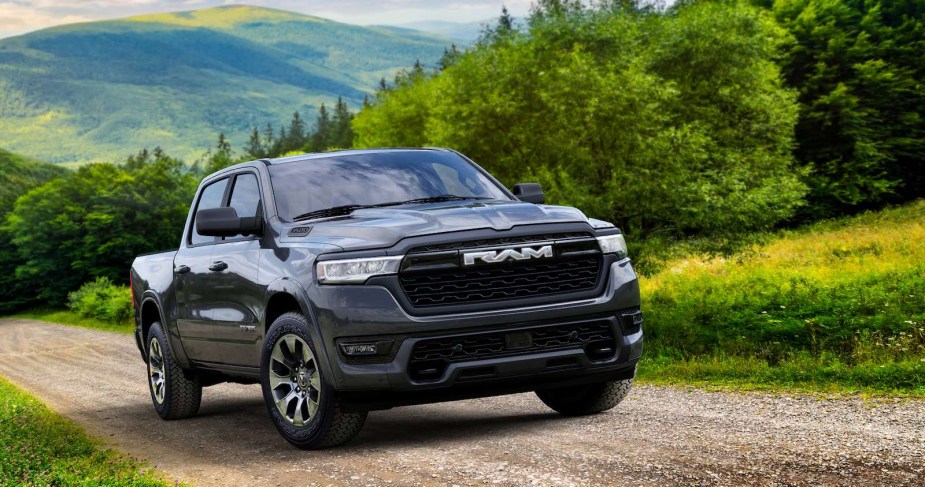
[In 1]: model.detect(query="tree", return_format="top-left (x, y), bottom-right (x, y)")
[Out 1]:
top-left (263, 123), bottom-right (275, 153)
top-left (330, 97), bottom-right (355, 149)
top-left (4, 153), bottom-right (198, 305)
top-left (245, 127), bottom-right (264, 159)
top-left (438, 44), bottom-right (462, 71)
top-left (217, 132), bottom-right (231, 154)
top-left (308, 104), bottom-right (332, 152)
top-left (354, 1), bottom-right (806, 239)
top-left (769, 0), bottom-right (925, 217)
top-left (0, 149), bottom-right (67, 312)
top-left (283, 111), bottom-right (307, 153)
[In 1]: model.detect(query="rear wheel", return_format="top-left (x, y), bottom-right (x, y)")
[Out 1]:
top-left (536, 378), bottom-right (634, 416)
top-left (146, 322), bottom-right (202, 419)
top-left (260, 312), bottom-right (367, 449)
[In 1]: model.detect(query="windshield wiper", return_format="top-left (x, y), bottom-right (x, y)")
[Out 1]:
top-left (292, 196), bottom-right (494, 222)
top-left (379, 195), bottom-right (494, 206)
top-left (292, 204), bottom-right (371, 222)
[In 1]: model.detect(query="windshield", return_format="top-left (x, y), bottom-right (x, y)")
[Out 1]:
top-left (267, 151), bottom-right (512, 221)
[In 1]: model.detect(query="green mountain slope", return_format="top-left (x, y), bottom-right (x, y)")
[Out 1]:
top-left (0, 5), bottom-right (450, 164)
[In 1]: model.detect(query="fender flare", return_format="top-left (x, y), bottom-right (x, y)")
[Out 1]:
top-left (139, 291), bottom-right (192, 369)
top-left (263, 278), bottom-right (335, 383)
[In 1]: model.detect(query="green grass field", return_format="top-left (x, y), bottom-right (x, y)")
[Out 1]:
top-left (637, 200), bottom-right (925, 396)
top-left (0, 376), bottom-right (171, 486)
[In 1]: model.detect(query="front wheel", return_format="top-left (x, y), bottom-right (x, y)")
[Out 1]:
top-left (536, 378), bottom-right (634, 416)
top-left (260, 312), bottom-right (367, 449)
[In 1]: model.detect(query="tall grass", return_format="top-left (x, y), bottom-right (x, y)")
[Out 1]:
top-left (638, 200), bottom-right (925, 394)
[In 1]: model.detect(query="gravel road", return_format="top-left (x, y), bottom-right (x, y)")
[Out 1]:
top-left (0, 318), bottom-right (923, 486)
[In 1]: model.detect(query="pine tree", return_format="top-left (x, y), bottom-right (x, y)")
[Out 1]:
top-left (439, 44), bottom-right (461, 71)
top-left (263, 123), bottom-right (275, 153)
top-left (309, 104), bottom-right (332, 152)
top-left (245, 127), bottom-right (263, 158)
top-left (331, 97), bottom-right (355, 149)
top-left (498, 6), bottom-right (515, 32)
top-left (217, 132), bottom-right (231, 154)
top-left (286, 111), bottom-right (306, 152)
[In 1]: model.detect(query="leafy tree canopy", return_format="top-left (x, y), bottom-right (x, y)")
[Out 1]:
top-left (354, 0), bottom-right (808, 238)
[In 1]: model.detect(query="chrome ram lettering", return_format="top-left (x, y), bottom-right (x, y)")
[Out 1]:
top-left (462, 245), bottom-right (553, 266)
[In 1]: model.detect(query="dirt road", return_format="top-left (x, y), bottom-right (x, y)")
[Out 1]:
top-left (0, 319), bottom-right (922, 486)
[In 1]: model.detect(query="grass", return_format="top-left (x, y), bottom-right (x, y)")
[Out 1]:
top-left (0, 375), bottom-right (171, 486)
top-left (9, 309), bottom-right (134, 335)
top-left (638, 200), bottom-right (925, 395)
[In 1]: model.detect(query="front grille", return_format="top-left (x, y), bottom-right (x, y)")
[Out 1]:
top-left (400, 256), bottom-right (602, 307)
top-left (408, 321), bottom-right (617, 381)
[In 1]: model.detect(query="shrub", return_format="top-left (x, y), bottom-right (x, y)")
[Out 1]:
top-left (67, 278), bottom-right (133, 325)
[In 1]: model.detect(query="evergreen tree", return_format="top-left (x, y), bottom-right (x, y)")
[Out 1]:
top-left (309, 104), bottom-right (332, 152)
top-left (216, 132), bottom-right (231, 154)
top-left (263, 123), bottom-right (275, 153)
top-left (439, 44), bottom-right (461, 71)
top-left (285, 111), bottom-right (306, 152)
top-left (331, 97), bottom-right (355, 149)
top-left (245, 127), bottom-right (263, 159)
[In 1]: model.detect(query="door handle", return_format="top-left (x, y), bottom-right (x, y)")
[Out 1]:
top-left (209, 261), bottom-right (228, 272)
top-left (175, 265), bottom-right (190, 274)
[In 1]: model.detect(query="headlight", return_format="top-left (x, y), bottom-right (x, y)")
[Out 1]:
top-left (316, 256), bottom-right (403, 284)
top-left (596, 234), bottom-right (628, 258)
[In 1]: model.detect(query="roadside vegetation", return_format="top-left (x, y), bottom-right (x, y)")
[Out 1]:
top-left (637, 201), bottom-right (925, 396)
top-left (0, 376), bottom-right (170, 486)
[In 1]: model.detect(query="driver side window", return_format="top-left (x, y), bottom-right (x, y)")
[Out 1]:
top-left (189, 178), bottom-right (227, 246)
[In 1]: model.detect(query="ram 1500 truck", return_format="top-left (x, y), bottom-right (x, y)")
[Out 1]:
top-left (131, 148), bottom-right (642, 449)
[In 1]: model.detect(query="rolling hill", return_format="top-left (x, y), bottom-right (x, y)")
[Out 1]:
top-left (0, 5), bottom-right (451, 164)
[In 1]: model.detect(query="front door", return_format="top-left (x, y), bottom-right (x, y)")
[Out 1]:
top-left (208, 172), bottom-right (265, 367)
top-left (175, 176), bottom-right (228, 364)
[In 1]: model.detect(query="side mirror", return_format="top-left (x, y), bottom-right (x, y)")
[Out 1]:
top-left (196, 207), bottom-right (262, 237)
top-left (512, 183), bottom-right (545, 204)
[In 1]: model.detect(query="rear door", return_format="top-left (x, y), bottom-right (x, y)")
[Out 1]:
top-left (209, 171), bottom-right (266, 367)
top-left (174, 177), bottom-right (228, 364)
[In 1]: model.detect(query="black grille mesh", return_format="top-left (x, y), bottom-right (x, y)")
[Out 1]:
top-left (399, 256), bottom-right (601, 307)
top-left (410, 321), bottom-right (615, 364)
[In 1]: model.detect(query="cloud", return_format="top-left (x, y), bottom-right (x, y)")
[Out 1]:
top-left (0, 2), bottom-right (89, 37)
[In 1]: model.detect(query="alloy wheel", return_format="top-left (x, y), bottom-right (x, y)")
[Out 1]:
top-left (268, 335), bottom-right (321, 427)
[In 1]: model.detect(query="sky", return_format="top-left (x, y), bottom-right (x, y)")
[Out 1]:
top-left (0, 0), bottom-right (533, 39)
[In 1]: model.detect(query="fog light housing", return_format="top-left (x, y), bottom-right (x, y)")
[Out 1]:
top-left (340, 343), bottom-right (379, 356)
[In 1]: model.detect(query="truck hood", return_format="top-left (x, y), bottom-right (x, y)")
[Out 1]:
top-left (279, 200), bottom-right (593, 251)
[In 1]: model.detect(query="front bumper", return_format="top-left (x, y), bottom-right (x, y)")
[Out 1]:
top-left (306, 258), bottom-right (642, 406)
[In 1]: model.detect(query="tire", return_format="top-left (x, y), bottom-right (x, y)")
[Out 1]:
top-left (146, 322), bottom-right (202, 419)
top-left (260, 312), bottom-right (367, 449)
top-left (536, 378), bottom-right (634, 416)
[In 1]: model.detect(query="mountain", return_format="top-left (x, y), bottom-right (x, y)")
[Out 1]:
top-left (0, 5), bottom-right (451, 164)
top-left (382, 20), bottom-right (487, 43)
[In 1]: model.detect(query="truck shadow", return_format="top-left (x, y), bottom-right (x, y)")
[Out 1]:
top-left (119, 386), bottom-right (572, 451)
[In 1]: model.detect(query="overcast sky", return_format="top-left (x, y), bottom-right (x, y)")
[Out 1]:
top-left (0, 0), bottom-right (533, 39)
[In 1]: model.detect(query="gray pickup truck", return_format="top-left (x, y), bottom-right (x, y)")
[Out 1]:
top-left (131, 148), bottom-right (642, 449)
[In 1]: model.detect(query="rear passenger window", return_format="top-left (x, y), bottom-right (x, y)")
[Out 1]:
top-left (189, 178), bottom-right (227, 246)
top-left (228, 173), bottom-right (261, 219)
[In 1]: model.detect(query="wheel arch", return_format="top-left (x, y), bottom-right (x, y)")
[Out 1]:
top-left (139, 295), bottom-right (166, 356)
top-left (262, 278), bottom-right (333, 382)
